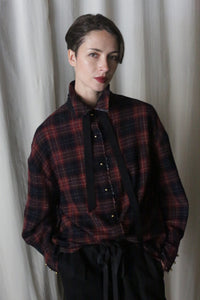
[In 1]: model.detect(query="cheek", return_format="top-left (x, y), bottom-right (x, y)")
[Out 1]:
top-left (79, 59), bottom-right (95, 73)
top-left (110, 63), bottom-right (118, 74)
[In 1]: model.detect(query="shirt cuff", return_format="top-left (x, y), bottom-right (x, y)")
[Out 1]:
top-left (44, 246), bottom-right (60, 272)
top-left (160, 242), bottom-right (179, 272)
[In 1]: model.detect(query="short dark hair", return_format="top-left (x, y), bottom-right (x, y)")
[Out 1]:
top-left (65, 14), bottom-right (124, 63)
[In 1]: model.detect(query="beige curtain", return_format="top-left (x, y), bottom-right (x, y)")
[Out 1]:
top-left (0, 0), bottom-right (199, 299)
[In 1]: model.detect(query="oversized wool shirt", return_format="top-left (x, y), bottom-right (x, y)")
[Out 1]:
top-left (22, 81), bottom-right (188, 272)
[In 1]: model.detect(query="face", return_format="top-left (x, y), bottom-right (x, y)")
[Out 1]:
top-left (68, 30), bottom-right (119, 102)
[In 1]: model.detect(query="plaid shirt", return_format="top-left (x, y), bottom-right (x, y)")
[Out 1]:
top-left (22, 81), bottom-right (188, 272)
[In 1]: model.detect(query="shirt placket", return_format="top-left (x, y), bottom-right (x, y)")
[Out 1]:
top-left (90, 113), bottom-right (121, 226)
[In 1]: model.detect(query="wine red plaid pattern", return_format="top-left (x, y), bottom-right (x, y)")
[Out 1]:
top-left (22, 82), bottom-right (188, 272)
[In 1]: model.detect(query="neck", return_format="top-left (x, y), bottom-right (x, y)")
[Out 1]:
top-left (80, 94), bottom-right (102, 107)
top-left (74, 85), bottom-right (102, 108)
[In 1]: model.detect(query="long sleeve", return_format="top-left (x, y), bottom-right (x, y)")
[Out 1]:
top-left (150, 107), bottom-right (189, 271)
top-left (22, 130), bottom-right (59, 272)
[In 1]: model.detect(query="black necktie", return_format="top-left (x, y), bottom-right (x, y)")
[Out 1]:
top-left (82, 110), bottom-right (142, 241)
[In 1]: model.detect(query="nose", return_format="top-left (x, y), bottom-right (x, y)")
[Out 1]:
top-left (99, 57), bottom-right (109, 72)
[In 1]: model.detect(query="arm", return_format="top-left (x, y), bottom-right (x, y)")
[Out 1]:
top-left (150, 107), bottom-right (189, 271)
top-left (22, 131), bottom-right (59, 272)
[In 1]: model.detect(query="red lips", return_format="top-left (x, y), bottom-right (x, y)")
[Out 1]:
top-left (94, 77), bottom-right (107, 83)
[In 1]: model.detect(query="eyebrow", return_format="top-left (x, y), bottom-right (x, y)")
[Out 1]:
top-left (89, 48), bottom-right (119, 54)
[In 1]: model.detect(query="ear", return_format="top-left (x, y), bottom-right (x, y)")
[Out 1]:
top-left (68, 49), bottom-right (77, 67)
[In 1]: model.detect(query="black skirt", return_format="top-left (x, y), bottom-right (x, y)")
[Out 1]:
top-left (58, 241), bottom-right (166, 300)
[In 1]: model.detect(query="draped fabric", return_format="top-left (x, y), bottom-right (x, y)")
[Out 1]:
top-left (0, 0), bottom-right (199, 299)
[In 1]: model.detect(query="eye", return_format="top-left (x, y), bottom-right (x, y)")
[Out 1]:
top-left (109, 54), bottom-right (119, 62)
top-left (89, 52), bottom-right (99, 58)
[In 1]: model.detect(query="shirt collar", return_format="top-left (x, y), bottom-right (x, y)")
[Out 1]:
top-left (67, 81), bottom-right (110, 117)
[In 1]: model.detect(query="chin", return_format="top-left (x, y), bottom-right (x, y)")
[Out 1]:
top-left (95, 83), bottom-right (109, 92)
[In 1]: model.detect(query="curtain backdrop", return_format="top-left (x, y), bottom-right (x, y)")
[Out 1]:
top-left (0, 0), bottom-right (199, 299)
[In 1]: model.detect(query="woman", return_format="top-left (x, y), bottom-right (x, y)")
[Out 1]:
top-left (22, 14), bottom-right (188, 299)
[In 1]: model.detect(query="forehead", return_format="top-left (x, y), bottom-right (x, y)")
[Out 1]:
top-left (81, 30), bottom-right (118, 50)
